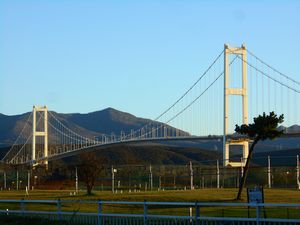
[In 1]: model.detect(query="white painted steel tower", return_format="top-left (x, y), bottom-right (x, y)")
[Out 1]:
top-left (32, 105), bottom-right (48, 166)
top-left (223, 44), bottom-right (249, 167)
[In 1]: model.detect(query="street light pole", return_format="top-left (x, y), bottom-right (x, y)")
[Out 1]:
top-left (75, 166), bottom-right (78, 193)
top-left (27, 170), bottom-right (30, 191)
top-left (217, 160), bottom-right (220, 189)
top-left (111, 166), bottom-right (115, 193)
top-left (285, 171), bottom-right (289, 188)
top-left (190, 161), bottom-right (194, 190)
top-left (268, 156), bottom-right (271, 188)
top-left (4, 172), bottom-right (6, 189)
top-left (16, 169), bottom-right (19, 191)
top-left (149, 165), bottom-right (153, 191)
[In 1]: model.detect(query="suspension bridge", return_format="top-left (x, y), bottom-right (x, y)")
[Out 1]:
top-left (2, 44), bottom-right (300, 167)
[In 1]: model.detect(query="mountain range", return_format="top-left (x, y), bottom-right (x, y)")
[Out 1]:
top-left (0, 107), bottom-right (189, 147)
top-left (0, 107), bottom-right (299, 165)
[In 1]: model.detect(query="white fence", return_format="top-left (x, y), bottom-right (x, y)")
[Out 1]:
top-left (0, 199), bottom-right (299, 225)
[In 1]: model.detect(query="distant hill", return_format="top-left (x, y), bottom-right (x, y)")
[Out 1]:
top-left (278, 125), bottom-right (300, 133)
top-left (286, 125), bottom-right (300, 133)
top-left (252, 148), bottom-right (300, 166)
top-left (55, 144), bottom-right (221, 166)
top-left (50, 143), bottom-right (299, 167)
top-left (0, 140), bottom-right (298, 167)
top-left (0, 112), bottom-right (31, 147)
top-left (55, 107), bottom-right (171, 135)
top-left (0, 107), bottom-right (189, 147)
top-left (1, 108), bottom-right (299, 165)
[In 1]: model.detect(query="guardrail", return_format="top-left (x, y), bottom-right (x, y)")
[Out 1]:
top-left (0, 199), bottom-right (299, 225)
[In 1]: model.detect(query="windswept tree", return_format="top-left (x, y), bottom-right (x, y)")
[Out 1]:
top-left (76, 152), bottom-right (104, 195)
top-left (235, 112), bottom-right (284, 200)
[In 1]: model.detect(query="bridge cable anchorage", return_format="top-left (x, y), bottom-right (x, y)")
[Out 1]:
top-left (247, 49), bottom-right (300, 86)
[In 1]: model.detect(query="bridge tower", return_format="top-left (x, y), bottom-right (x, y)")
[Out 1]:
top-left (223, 44), bottom-right (249, 167)
top-left (32, 105), bottom-right (48, 166)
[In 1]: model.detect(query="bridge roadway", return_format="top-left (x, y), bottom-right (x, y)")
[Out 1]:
top-left (33, 135), bottom-right (222, 164)
top-left (30, 132), bottom-right (300, 165)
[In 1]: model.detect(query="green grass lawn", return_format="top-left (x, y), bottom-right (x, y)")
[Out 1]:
top-left (0, 188), bottom-right (299, 219)
top-left (1, 188), bottom-right (300, 202)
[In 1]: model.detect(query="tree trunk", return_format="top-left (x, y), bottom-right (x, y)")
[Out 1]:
top-left (87, 183), bottom-right (92, 195)
top-left (236, 138), bottom-right (259, 200)
top-left (86, 179), bottom-right (94, 195)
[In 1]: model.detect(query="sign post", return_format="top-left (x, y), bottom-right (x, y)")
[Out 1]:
top-left (247, 187), bottom-right (264, 204)
top-left (247, 187), bottom-right (265, 219)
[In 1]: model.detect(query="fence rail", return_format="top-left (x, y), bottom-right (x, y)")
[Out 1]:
top-left (0, 199), bottom-right (299, 225)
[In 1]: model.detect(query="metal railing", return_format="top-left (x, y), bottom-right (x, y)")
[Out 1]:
top-left (0, 199), bottom-right (299, 225)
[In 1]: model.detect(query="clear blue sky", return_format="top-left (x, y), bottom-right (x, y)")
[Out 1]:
top-left (1, 0), bottom-right (300, 120)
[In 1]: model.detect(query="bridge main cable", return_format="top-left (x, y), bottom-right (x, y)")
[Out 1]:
top-left (153, 49), bottom-right (224, 121)
top-left (230, 50), bottom-right (300, 94)
top-left (246, 49), bottom-right (300, 86)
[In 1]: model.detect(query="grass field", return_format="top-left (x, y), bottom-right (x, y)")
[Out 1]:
top-left (0, 188), bottom-right (300, 202)
top-left (0, 188), bottom-right (299, 220)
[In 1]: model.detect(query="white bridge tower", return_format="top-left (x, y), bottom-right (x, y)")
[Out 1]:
top-left (223, 44), bottom-right (249, 167)
top-left (32, 105), bottom-right (48, 166)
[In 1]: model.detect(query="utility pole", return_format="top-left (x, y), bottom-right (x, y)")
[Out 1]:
top-left (111, 166), bottom-right (116, 193)
top-left (4, 172), bottom-right (6, 189)
top-left (75, 167), bottom-right (78, 193)
top-left (268, 156), bottom-right (271, 188)
top-left (158, 176), bottom-right (161, 191)
top-left (27, 170), bottom-right (30, 191)
top-left (16, 169), bottom-right (19, 190)
top-left (217, 160), bottom-right (220, 188)
top-left (189, 161), bottom-right (194, 190)
top-left (297, 155), bottom-right (300, 190)
top-left (149, 165), bottom-right (153, 191)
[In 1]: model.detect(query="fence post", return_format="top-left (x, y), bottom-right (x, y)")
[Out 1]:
top-left (256, 203), bottom-right (261, 225)
top-left (57, 198), bottom-right (62, 221)
top-left (98, 200), bottom-right (102, 225)
top-left (143, 200), bottom-right (148, 225)
top-left (20, 198), bottom-right (25, 215)
top-left (195, 201), bottom-right (200, 225)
